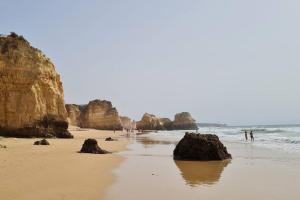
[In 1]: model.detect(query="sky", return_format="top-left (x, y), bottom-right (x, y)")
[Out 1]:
top-left (1, 0), bottom-right (300, 125)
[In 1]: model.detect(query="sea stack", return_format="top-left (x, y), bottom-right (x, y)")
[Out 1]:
top-left (0, 33), bottom-right (72, 138)
top-left (173, 133), bottom-right (232, 161)
top-left (172, 112), bottom-right (197, 130)
top-left (66, 100), bottom-right (123, 130)
top-left (136, 113), bottom-right (166, 130)
top-left (120, 116), bottom-right (136, 131)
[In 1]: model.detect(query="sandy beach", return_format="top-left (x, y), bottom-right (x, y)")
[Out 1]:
top-left (0, 128), bottom-right (131, 200)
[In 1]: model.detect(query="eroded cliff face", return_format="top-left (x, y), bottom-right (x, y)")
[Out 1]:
top-left (136, 112), bottom-right (197, 131)
top-left (65, 104), bottom-right (82, 126)
top-left (0, 33), bottom-right (72, 138)
top-left (173, 112), bottom-right (197, 130)
top-left (66, 100), bottom-right (123, 130)
top-left (120, 116), bottom-right (136, 130)
top-left (136, 113), bottom-right (166, 130)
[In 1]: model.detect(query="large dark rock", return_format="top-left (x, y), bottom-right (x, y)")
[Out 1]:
top-left (173, 133), bottom-right (231, 161)
top-left (34, 139), bottom-right (50, 145)
top-left (79, 138), bottom-right (110, 154)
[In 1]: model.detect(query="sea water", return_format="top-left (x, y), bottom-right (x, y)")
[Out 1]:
top-left (144, 124), bottom-right (300, 153)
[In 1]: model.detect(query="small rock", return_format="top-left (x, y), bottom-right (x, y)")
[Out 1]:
top-left (80, 138), bottom-right (110, 154)
top-left (105, 137), bottom-right (117, 141)
top-left (34, 139), bottom-right (50, 145)
top-left (0, 144), bottom-right (7, 148)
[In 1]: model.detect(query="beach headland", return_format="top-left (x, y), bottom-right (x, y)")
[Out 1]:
top-left (0, 128), bottom-right (131, 200)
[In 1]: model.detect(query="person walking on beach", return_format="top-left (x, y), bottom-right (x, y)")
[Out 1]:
top-left (244, 130), bottom-right (248, 141)
top-left (250, 131), bottom-right (254, 141)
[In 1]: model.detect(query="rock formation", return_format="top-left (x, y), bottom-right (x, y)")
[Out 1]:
top-left (173, 133), bottom-right (232, 161)
top-left (120, 116), bottom-right (136, 130)
top-left (105, 137), bottom-right (117, 141)
top-left (65, 104), bottom-right (82, 126)
top-left (172, 112), bottom-right (197, 130)
top-left (0, 32), bottom-right (72, 138)
top-left (136, 112), bottom-right (197, 131)
top-left (34, 139), bottom-right (50, 145)
top-left (66, 100), bottom-right (123, 130)
top-left (136, 113), bottom-right (166, 130)
top-left (79, 138), bottom-right (109, 154)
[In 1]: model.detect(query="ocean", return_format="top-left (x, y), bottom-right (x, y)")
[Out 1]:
top-left (142, 124), bottom-right (300, 153)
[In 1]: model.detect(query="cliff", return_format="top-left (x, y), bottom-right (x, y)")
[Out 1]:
top-left (172, 112), bottom-right (197, 130)
top-left (0, 32), bottom-right (72, 138)
top-left (136, 113), bottom-right (167, 130)
top-left (136, 112), bottom-right (197, 131)
top-left (66, 100), bottom-right (123, 130)
top-left (120, 116), bottom-right (136, 130)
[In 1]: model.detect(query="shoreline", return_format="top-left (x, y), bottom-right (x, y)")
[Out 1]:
top-left (0, 128), bottom-right (132, 200)
top-left (106, 131), bottom-right (300, 200)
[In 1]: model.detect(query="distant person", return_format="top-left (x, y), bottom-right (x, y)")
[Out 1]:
top-left (244, 131), bottom-right (248, 141)
top-left (250, 131), bottom-right (254, 141)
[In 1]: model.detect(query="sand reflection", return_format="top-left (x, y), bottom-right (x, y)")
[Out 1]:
top-left (174, 160), bottom-right (230, 187)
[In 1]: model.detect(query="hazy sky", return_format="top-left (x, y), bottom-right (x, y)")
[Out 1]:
top-left (1, 0), bottom-right (300, 125)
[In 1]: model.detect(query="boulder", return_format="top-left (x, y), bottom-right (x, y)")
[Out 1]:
top-left (105, 137), bottom-right (117, 141)
top-left (172, 112), bottom-right (198, 130)
top-left (34, 139), bottom-right (50, 145)
top-left (79, 138), bottom-right (110, 154)
top-left (66, 100), bottom-right (122, 130)
top-left (173, 133), bottom-right (231, 161)
top-left (0, 33), bottom-right (73, 138)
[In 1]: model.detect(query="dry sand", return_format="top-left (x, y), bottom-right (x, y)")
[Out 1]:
top-left (0, 128), bottom-right (131, 200)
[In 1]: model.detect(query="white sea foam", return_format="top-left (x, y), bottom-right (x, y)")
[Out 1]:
top-left (146, 125), bottom-right (300, 153)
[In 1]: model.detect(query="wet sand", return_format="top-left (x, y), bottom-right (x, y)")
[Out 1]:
top-left (0, 128), bottom-right (131, 200)
top-left (106, 134), bottom-right (300, 200)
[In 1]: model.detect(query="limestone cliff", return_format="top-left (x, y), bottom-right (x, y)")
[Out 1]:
top-left (172, 112), bottom-right (197, 130)
top-left (120, 116), bottom-right (136, 130)
top-left (66, 100), bottom-right (122, 130)
top-left (0, 33), bottom-right (72, 138)
top-left (65, 104), bottom-right (82, 126)
top-left (136, 113), bottom-right (166, 130)
top-left (136, 112), bottom-right (197, 131)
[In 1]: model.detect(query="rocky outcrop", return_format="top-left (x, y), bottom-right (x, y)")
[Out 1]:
top-left (172, 112), bottom-right (197, 130)
top-left (66, 100), bottom-right (123, 130)
top-left (173, 133), bottom-right (232, 161)
top-left (0, 33), bottom-right (72, 138)
top-left (65, 104), bottom-right (82, 126)
top-left (79, 138), bottom-right (109, 154)
top-left (136, 113), bottom-right (166, 130)
top-left (120, 116), bottom-right (136, 130)
top-left (105, 137), bottom-right (117, 141)
top-left (136, 112), bottom-right (197, 131)
top-left (34, 139), bottom-right (50, 145)
top-left (159, 118), bottom-right (173, 130)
